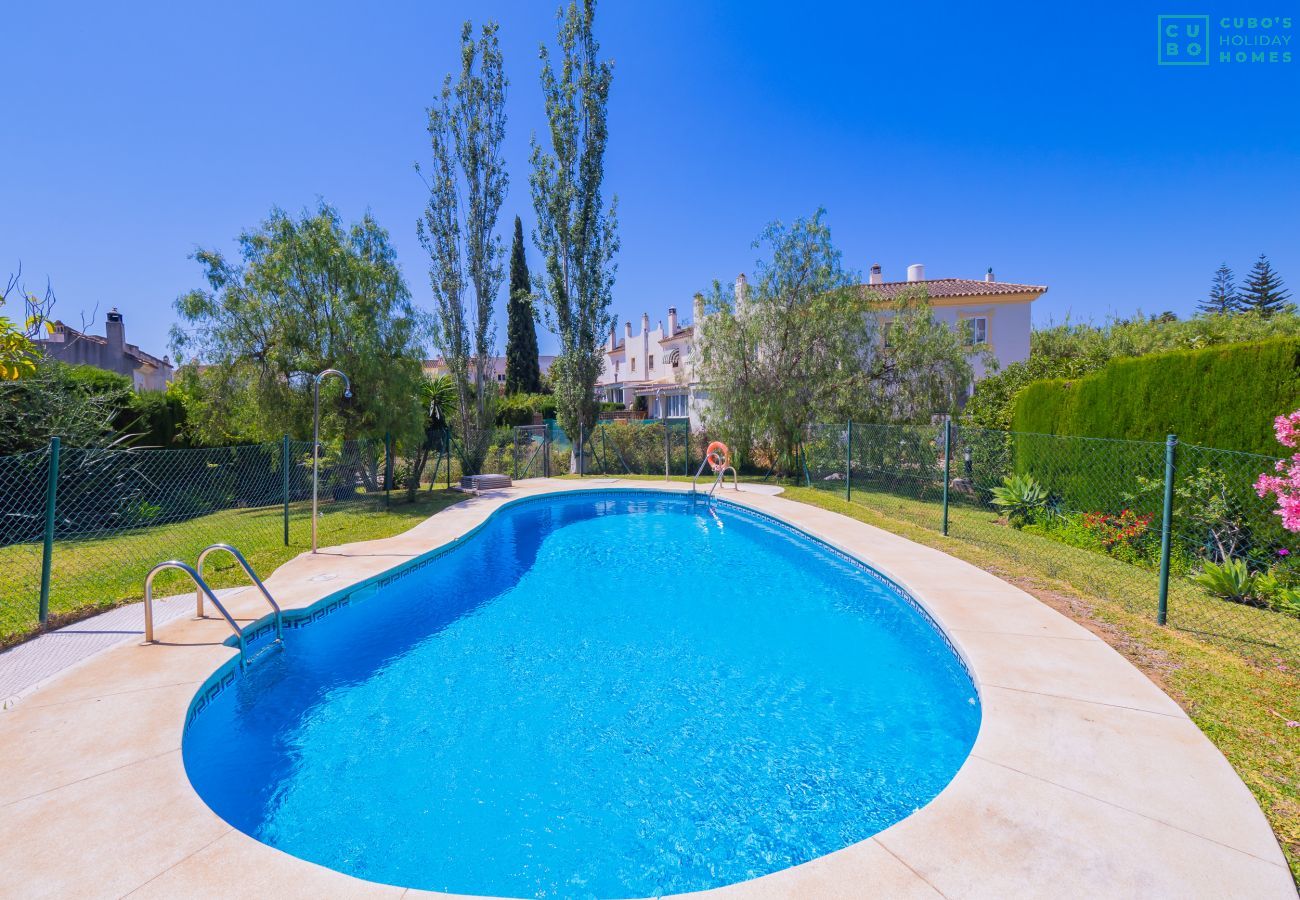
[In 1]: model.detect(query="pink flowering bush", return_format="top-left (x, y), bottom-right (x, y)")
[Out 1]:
top-left (1255, 410), bottom-right (1300, 532)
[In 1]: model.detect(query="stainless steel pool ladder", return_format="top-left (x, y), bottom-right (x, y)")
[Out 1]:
top-left (691, 459), bottom-right (739, 501)
top-left (196, 543), bottom-right (284, 644)
top-left (143, 561), bottom-right (249, 667)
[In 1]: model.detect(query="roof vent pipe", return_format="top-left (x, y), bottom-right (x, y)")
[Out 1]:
top-left (869, 264), bottom-right (883, 285)
top-left (907, 263), bottom-right (925, 283)
top-left (985, 267), bottom-right (995, 282)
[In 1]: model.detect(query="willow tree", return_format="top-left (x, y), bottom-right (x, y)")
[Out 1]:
top-left (530, 0), bottom-right (619, 439)
top-left (171, 202), bottom-right (427, 448)
top-left (418, 21), bottom-right (508, 476)
top-left (695, 210), bottom-right (973, 473)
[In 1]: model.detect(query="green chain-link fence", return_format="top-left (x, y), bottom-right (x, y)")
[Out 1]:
top-left (510, 420), bottom-right (696, 479)
top-left (0, 435), bottom-right (458, 645)
top-left (804, 421), bottom-right (1300, 666)
top-left (11, 419), bottom-right (1298, 666)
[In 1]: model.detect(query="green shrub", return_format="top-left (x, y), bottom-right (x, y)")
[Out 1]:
top-left (989, 473), bottom-right (1049, 527)
top-left (1011, 337), bottom-right (1300, 457)
top-left (1193, 558), bottom-right (1261, 606)
top-left (495, 393), bottom-right (557, 427)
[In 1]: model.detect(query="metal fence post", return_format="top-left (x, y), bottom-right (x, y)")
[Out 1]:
top-left (942, 418), bottom-right (952, 536)
top-left (282, 434), bottom-right (290, 545)
top-left (845, 420), bottom-right (853, 502)
top-left (1157, 433), bottom-right (1177, 626)
top-left (578, 423), bottom-right (585, 477)
top-left (543, 425), bottom-right (551, 478)
top-left (38, 436), bottom-right (61, 626)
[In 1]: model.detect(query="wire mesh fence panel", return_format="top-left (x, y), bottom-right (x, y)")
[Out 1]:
top-left (0, 435), bottom-right (457, 645)
top-left (41, 442), bottom-right (293, 636)
top-left (845, 421), bottom-right (947, 532)
top-left (0, 446), bottom-right (54, 640)
top-left (512, 426), bottom-right (549, 479)
top-left (805, 424), bottom-right (849, 495)
top-left (1165, 443), bottom-right (1300, 664)
top-left (948, 427), bottom-right (1168, 620)
top-left (593, 421), bottom-right (675, 477)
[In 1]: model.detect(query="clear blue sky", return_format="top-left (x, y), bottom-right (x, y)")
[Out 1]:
top-left (4, 1), bottom-right (1298, 359)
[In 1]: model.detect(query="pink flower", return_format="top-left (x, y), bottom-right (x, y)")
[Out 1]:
top-left (1258, 413), bottom-right (1300, 532)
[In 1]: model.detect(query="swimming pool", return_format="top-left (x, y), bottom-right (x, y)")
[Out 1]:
top-left (182, 490), bottom-right (980, 898)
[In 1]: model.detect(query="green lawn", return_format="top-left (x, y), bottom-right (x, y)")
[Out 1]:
top-left (0, 490), bottom-right (464, 647)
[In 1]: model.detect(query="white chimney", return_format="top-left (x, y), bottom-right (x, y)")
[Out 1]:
top-left (907, 263), bottom-right (925, 283)
top-left (667, 307), bottom-right (678, 334)
top-left (657, 320), bottom-right (663, 335)
top-left (641, 312), bottom-right (650, 332)
top-left (624, 320), bottom-right (633, 339)
top-left (985, 267), bottom-right (995, 283)
top-left (869, 264), bottom-right (883, 285)
top-left (735, 273), bottom-right (749, 309)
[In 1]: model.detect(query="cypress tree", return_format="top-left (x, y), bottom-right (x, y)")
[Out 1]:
top-left (1199, 263), bottom-right (1239, 315)
top-left (1239, 254), bottom-right (1290, 317)
top-left (504, 215), bottom-right (541, 394)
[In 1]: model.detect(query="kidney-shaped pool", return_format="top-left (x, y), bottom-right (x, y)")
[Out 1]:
top-left (183, 490), bottom-right (979, 898)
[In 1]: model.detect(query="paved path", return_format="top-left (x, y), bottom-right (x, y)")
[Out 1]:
top-left (0, 587), bottom-right (246, 707)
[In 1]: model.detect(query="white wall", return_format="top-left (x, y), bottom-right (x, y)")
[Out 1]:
top-left (927, 301), bottom-right (1032, 380)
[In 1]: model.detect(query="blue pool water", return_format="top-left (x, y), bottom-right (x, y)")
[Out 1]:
top-left (183, 491), bottom-right (979, 898)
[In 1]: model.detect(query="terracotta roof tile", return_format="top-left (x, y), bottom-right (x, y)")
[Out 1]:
top-left (860, 278), bottom-right (1047, 300)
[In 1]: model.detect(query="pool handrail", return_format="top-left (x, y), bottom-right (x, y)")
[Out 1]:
top-left (143, 560), bottom-right (247, 667)
top-left (196, 543), bottom-right (283, 643)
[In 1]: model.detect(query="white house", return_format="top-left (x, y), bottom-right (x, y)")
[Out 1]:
top-left (597, 302), bottom-right (707, 427)
top-left (596, 264), bottom-right (1047, 426)
top-left (424, 355), bottom-right (557, 389)
top-left (861, 263), bottom-right (1045, 383)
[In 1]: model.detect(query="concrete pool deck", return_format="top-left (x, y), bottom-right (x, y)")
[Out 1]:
top-left (0, 480), bottom-right (1294, 899)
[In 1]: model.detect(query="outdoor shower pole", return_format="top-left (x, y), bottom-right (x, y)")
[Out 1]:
top-left (312, 368), bottom-right (351, 553)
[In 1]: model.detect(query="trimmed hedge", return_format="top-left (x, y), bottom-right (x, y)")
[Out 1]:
top-left (1011, 337), bottom-right (1300, 457)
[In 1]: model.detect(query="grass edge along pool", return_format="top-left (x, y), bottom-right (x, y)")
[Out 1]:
top-left (181, 489), bottom-right (981, 898)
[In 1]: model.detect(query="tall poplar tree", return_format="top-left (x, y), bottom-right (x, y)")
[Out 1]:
top-left (504, 216), bottom-right (541, 394)
top-left (1239, 254), bottom-right (1290, 317)
top-left (530, 0), bottom-right (619, 438)
top-left (1199, 263), bottom-right (1239, 315)
top-left (417, 21), bottom-right (508, 475)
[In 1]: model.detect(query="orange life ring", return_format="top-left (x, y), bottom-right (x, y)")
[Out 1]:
top-left (705, 441), bottom-right (730, 473)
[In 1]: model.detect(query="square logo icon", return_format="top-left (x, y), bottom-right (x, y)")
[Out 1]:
top-left (1158, 15), bottom-right (1210, 65)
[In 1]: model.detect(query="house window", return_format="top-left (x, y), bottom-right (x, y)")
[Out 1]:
top-left (666, 393), bottom-right (689, 418)
top-left (631, 358), bottom-right (636, 372)
top-left (608, 387), bottom-right (624, 404)
top-left (669, 348), bottom-right (681, 368)
top-left (965, 317), bottom-right (988, 345)
top-left (648, 354), bottom-right (655, 371)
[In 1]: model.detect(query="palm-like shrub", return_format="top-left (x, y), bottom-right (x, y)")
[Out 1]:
top-left (990, 473), bottom-right (1049, 527)
top-left (1192, 558), bottom-right (1259, 606)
